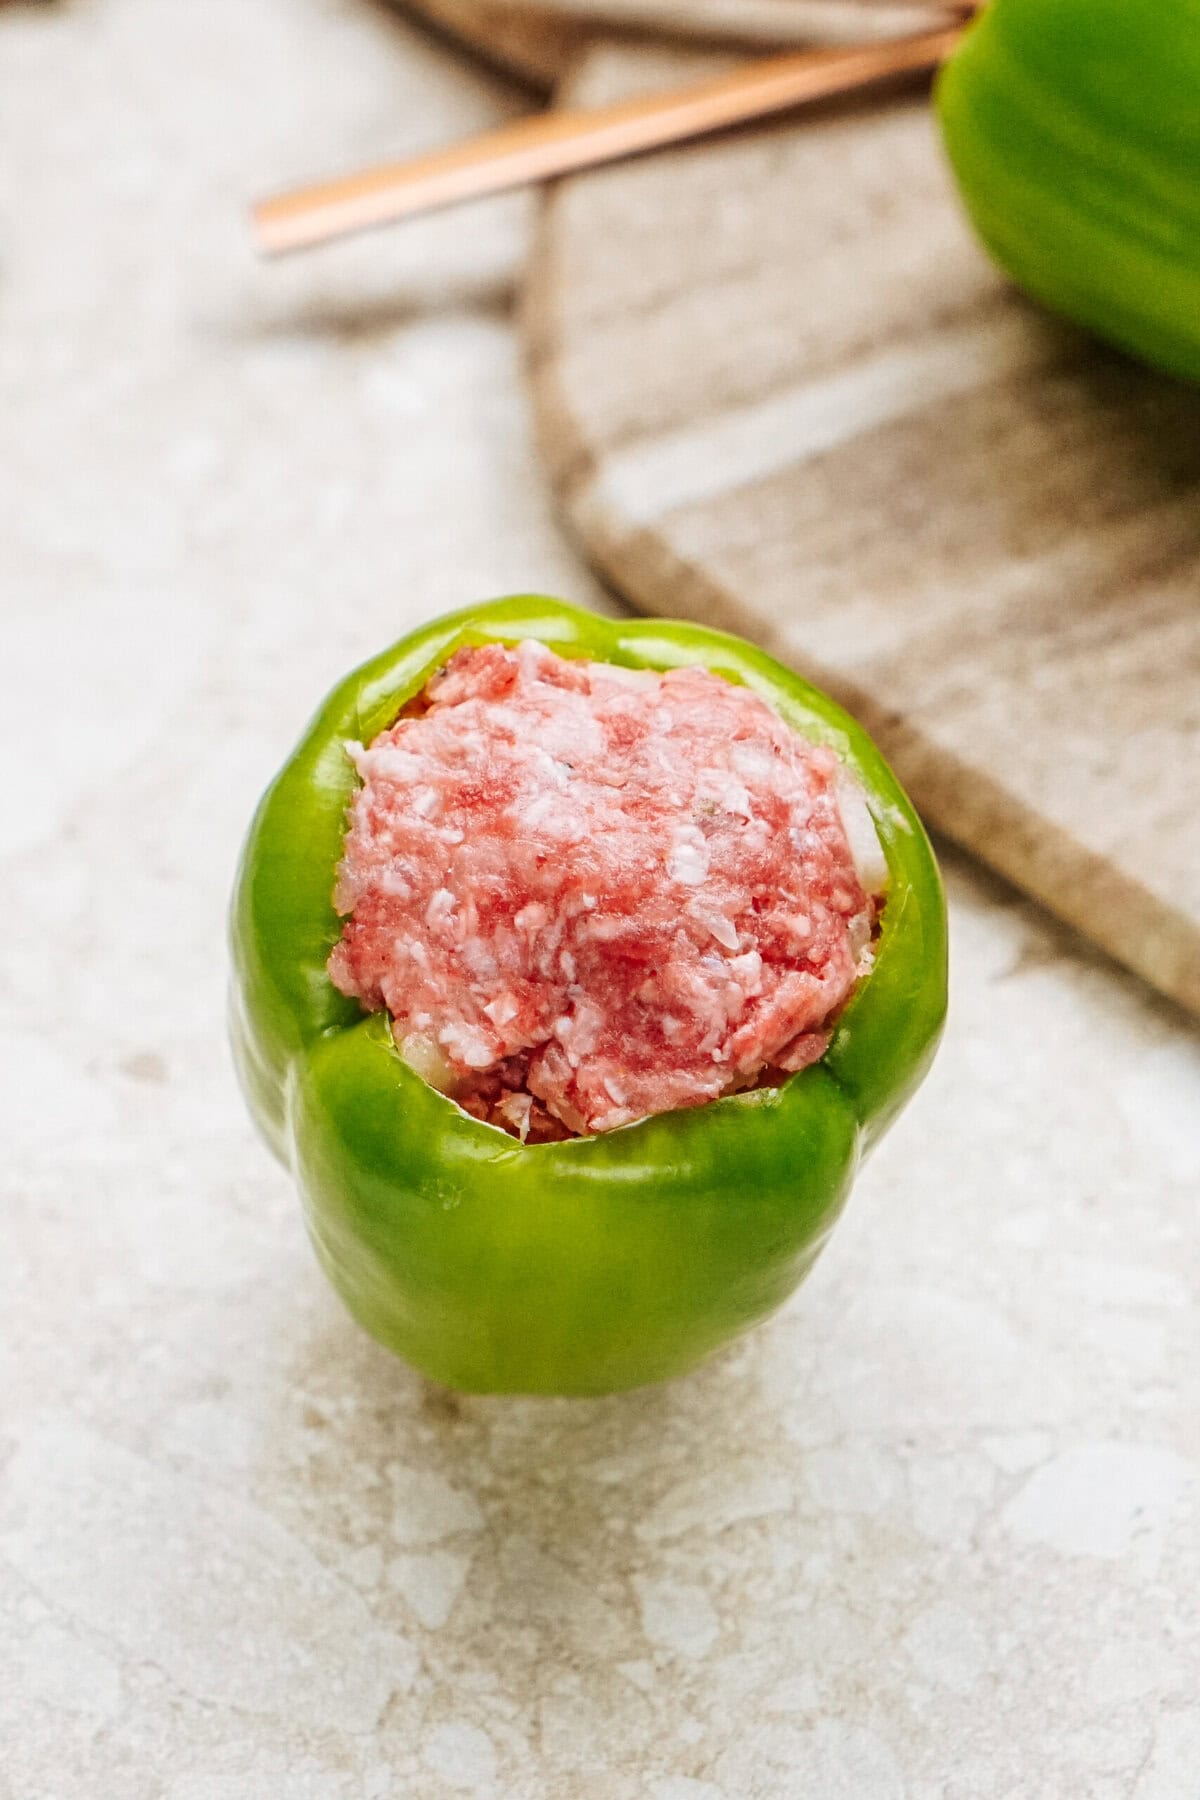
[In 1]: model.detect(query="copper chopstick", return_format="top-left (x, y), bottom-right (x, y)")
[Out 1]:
top-left (252, 21), bottom-right (968, 256)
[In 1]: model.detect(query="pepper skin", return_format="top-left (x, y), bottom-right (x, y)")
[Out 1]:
top-left (230, 598), bottom-right (947, 1395)
top-left (937, 0), bottom-right (1200, 384)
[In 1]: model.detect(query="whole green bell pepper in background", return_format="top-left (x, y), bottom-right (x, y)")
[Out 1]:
top-left (937, 0), bottom-right (1200, 385)
top-left (230, 598), bottom-right (947, 1395)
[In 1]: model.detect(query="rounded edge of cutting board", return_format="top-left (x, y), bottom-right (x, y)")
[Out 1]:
top-left (397, 0), bottom-right (584, 85)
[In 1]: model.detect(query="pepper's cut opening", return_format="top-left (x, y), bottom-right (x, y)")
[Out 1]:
top-left (328, 640), bottom-right (888, 1142)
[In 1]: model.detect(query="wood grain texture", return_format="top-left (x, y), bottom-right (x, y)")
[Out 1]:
top-left (524, 43), bottom-right (1200, 1015)
top-left (402, 0), bottom-right (957, 83)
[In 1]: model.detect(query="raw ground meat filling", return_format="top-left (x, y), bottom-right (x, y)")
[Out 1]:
top-left (328, 640), bottom-right (886, 1139)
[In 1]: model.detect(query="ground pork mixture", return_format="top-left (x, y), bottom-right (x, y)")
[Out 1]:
top-left (328, 639), bottom-right (886, 1138)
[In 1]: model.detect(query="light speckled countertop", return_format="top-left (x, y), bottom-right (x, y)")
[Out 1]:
top-left (2, 3), bottom-right (1198, 1796)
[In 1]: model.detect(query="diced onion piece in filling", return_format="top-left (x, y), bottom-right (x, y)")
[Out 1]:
top-left (835, 768), bottom-right (890, 902)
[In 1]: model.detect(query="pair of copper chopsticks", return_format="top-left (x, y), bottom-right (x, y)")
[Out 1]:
top-left (253, 7), bottom-right (981, 257)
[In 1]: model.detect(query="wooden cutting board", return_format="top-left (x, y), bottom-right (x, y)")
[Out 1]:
top-left (403, 0), bottom-right (957, 84)
top-left (523, 43), bottom-right (1200, 1016)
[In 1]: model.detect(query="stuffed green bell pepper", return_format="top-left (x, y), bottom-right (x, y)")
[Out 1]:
top-left (230, 597), bottom-right (946, 1395)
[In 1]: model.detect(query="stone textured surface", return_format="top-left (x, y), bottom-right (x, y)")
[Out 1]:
top-left (2, 2), bottom-right (1198, 1796)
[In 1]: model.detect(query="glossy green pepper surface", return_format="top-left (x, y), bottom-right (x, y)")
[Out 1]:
top-left (230, 598), bottom-right (947, 1394)
top-left (938, 0), bottom-right (1200, 384)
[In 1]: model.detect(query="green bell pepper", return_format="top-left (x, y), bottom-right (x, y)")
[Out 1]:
top-left (938, 0), bottom-right (1200, 384)
top-left (230, 597), bottom-right (946, 1395)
